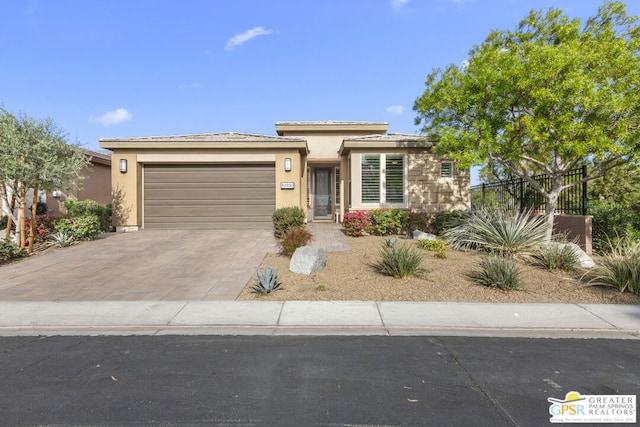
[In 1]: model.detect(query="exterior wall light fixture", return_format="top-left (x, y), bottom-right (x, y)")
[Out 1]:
top-left (120, 158), bottom-right (128, 173)
top-left (284, 157), bottom-right (292, 172)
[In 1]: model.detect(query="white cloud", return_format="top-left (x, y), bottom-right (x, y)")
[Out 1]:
top-left (178, 83), bottom-right (200, 89)
top-left (391, 0), bottom-right (409, 8)
top-left (460, 59), bottom-right (470, 69)
top-left (90, 108), bottom-right (132, 126)
top-left (386, 105), bottom-right (405, 116)
top-left (225, 26), bottom-right (274, 51)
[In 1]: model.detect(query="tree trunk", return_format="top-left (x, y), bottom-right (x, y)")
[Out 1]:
top-left (19, 189), bottom-right (26, 249)
top-left (4, 183), bottom-right (17, 239)
top-left (28, 181), bottom-right (39, 253)
top-left (544, 177), bottom-right (564, 241)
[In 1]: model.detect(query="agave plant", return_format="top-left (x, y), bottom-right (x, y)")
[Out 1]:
top-left (444, 208), bottom-right (548, 256)
top-left (47, 232), bottom-right (76, 248)
top-left (252, 263), bottom-right (283, 294)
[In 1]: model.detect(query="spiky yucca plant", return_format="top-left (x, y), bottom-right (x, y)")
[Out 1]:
top-left (535, 243), bottom-right (580, 271)
top-left (585, 238), bottom-right (640, 294)
top-left (444, 208), bottom-right (548, 256)
top-left (378, 240), bottom-right (425, 278)
top-left (472, 255), bottom-right (522, 290)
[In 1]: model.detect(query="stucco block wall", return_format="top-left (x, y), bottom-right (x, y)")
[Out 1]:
top-left (407, 152), bottom-right (470, 213)
top-left (553, 214), bottom-right (593, 254)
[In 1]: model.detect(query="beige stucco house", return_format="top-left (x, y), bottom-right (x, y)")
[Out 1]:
top-left (99, 121), bottom-right (469, 231)
top-left (46, 149), bottom-right (112, 216)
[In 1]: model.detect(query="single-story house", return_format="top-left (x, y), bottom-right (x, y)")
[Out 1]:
top-left (46, 149), bottom-right (112, 216)
top-left (99, 121), bottom-right (469, 231)
top-left (2, 149), bottom-right (112, 219)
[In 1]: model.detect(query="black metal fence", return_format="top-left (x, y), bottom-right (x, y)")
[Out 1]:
top-left (471, 166), bottom-right (588, 215)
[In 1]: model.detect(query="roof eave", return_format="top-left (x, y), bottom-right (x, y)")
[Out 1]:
top-left (99, 140), bottom-right (310, 156)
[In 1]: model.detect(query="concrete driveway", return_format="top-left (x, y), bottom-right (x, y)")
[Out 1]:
top-left (0, 230), bottom-right (278, 301)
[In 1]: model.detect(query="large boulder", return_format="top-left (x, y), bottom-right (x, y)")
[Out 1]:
top-left (413, 230), bottom-right (438, 241)
top-left (289, 246), bottom-right (328, 275)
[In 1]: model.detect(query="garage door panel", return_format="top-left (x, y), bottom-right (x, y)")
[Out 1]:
top-left (143, 164), bottom-right (276, 229)
top-left (145, 188), bottom-right (274, 200)
top-left (145, 205), bottom-right (275, 217)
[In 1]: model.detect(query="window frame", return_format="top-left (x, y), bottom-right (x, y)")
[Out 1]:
top-left (359, 153), bottom-right (408, 208)
top-left (440, 161), bottom-right (454, 180)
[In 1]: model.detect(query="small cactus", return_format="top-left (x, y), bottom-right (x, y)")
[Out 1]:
top-left (252, 263), bottom-right (283, 294)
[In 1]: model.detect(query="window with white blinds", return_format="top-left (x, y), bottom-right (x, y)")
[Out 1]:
top-left (385, 155), bottom-right (404, 203)
top-left (361, 155), bottom-right (380, 203)
top-left (361, 153), bottom-right (406, 205)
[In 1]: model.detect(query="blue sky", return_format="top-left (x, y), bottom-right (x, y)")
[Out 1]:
top-left (2, 0), bottom-right (638, 184)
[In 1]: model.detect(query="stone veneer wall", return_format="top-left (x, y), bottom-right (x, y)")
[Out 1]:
top-left (407, 151), bottom-right (471, 213)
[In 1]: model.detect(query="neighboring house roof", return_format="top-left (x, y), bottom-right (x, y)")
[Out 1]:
top-left (276, 120), bottom-right (388, 135)
top-left (83, 148), bottom-right (112, 166)
top-left (339, 133), bottom-right (435, 155)
top-left (100, 132), bottom-right (309, 153)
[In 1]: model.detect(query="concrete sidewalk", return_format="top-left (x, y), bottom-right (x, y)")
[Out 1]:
top-left (0, 301), bottom-right (638, 338)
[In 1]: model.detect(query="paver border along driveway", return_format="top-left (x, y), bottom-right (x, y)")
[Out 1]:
top-left (0, 230), bottom-right (278, 301)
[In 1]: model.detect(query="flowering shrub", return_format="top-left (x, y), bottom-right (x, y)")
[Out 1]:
top-left (369, 209), bottom-right (408, 236)
top-left (54, 215), bottom-right (102, 240)
top-left (343, 211), bottom-right (372, 236)
top-left (24, 214), bottom-right (57, 242)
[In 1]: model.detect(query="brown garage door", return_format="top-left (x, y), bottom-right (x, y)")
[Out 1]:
top-left (143, 164), bottom-right (275, 229)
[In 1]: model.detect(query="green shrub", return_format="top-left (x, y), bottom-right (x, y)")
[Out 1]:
top-left (403, 211), bottom-right (431, 235)
top-left (419, 238), bottom-right (448, 259)
top-left (585, 238), bottom-right (640, 294)
top-left (369, 209), bottom-right (408, 236)
top-left (252, 263), bottom-right (283, 294)
top-left (377, 239), bottom-right (425, 278)
top-left (272, 207), bottom-right (306, 238)
top-left (444, 208), bottom-right (547, 256)
top-left (0, 238), bottom-right (25, 262)
top-left (535, 243), bottom-right (579, 271)
top-left (588, 201), bottom-right (640, 252)
top-left (472, 256), bottom-right (522, 290)
top-left (63, 199), bottom-right (112, 232)
top-left (430, 210), bottom-right (464, 236)
top-left (0, 216), bottom-right (8, 231)
top-left (343, 210), bottom-right (372, 236)
top-left (279, 227), bottom-right (312, 256)
top-left (54, 215), bottom-right (102, 240)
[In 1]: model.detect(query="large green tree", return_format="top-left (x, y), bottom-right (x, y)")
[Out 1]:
top-left (414, 1), bottom-right (640, 237)
top-left (0, 108), bottom-right (88, 251)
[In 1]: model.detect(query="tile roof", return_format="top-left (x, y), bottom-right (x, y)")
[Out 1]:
top-left (275, 120), bottom-right (388, 126)
top-left (344, 133), bottom-right (434, 145)
top-left (82, 148), bottom-right (112, 161)
top-left (100, 132), bottom-right (306, 143)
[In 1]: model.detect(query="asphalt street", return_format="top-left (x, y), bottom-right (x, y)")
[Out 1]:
top-left (1, 336), bottom-right (638, 426)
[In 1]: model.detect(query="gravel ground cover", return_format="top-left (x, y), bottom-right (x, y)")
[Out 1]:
top-left (239, 235), bottom-right (640, 304)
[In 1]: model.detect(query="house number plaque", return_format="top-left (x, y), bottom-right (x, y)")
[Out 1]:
top-left (280, 182), bottom-right (295, 189)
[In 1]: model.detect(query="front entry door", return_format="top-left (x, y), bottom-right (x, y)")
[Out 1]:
top-left (314, 168), bottom-right (332, 220)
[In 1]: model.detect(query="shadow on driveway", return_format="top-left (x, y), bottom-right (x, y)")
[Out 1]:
top-left (0, 230), bottom-right (278, 301)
